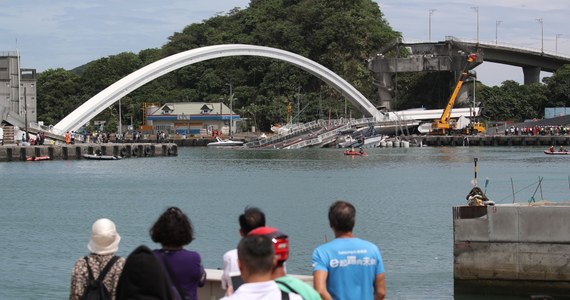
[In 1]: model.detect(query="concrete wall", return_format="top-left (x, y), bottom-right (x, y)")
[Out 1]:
top-left (0, 143), bottom-right (178, 162)
top-left (421, 135), bottom-right (570, 147)
top-left (453, 204), bottom-right (570, 296)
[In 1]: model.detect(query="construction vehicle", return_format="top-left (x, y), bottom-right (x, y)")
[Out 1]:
top-left (465, 119), bottom-right (486, 135)
top-left (431, 53), bottom-right (486, 134)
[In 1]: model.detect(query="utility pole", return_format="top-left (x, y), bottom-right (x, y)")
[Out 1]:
top-left (495, 20), bottom-right (503, 45)
top-left (429, 9), bottom-right (436, 42)
top-left (471, 7), bottom-right (479, 43)
top-left (16, 40), bottom-right (21, 120)
top-left (118, 98), bottom-right (122, 138)
top-left (24, 87), bottom-right (28, 142)
top-left (228, 83), bottom-right (233, 136)
top-left (556, 33), bottom-right (562, 54)
top-left (536, 18), bottom-right (544, 52)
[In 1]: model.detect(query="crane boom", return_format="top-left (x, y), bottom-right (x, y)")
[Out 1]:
top-left (432, 54), bottom-right (478, 133)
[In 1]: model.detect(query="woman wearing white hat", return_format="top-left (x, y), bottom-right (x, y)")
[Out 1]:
top-left (69, 218), bottom-right (126, 300)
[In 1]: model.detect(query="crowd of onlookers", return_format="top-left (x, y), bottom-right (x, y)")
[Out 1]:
top-left (502, 125), bottom-right (570, 136)
top-left (70, 201), bottom-right (386, 300)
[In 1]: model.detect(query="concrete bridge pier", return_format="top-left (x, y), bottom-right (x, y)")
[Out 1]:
top-left (523, 66), bottom-right (541, 85)
top-left (374, 72), bottom-right (394, 110)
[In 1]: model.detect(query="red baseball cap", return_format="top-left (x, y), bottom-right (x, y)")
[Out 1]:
top-left (248, 226), bottom-right (289, 262)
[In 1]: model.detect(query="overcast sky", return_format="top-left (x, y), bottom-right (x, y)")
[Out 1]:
top-left (0, 0), bottom-right (567, 86)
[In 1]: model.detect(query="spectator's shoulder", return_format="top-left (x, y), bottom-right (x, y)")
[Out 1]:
top-left (223, 248), bottom-right (237, 258)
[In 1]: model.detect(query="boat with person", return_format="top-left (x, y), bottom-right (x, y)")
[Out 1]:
top-left (344, 148), bottom-right (367, 156)
top-left (545, 146), bottom-right (569, 155)
top-left (207, 137), bottom-right (244, 147)
top-left (544, 150), bottom-right (570, 155)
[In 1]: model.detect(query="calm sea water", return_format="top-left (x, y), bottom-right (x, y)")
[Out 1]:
top-left (0, 146), bottom-right (568, 299)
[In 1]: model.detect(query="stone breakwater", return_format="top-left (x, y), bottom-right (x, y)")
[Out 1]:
top-left (0, 143), bottom-right (178, 162)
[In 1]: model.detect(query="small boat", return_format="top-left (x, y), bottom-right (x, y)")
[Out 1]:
top-left (344, 150), bottom-right (367, 156)
top-left (26, 155), bottom-right (51, 161)
top-left (207, 137), bottom-right (244, 147)
top-left (544, 150), bottom-right (570, 155)
top-left (82, 154), bottom-right (122, 160)
top-left (337, 135), bottom-right (357, 148)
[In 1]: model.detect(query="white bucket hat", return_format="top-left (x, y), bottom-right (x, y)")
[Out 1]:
top-left (88, 218), bottom-right (121, 255)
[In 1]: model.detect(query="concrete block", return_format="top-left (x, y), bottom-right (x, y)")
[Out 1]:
top-left (488, 205), bottom-right (519, 241)
top-left (454, 217), bottom-right (489, 242)
top-left (518, 243), bottom-right (570, 281)
top-left (519, 206), bottom-right (570, 243)
top-left (454, 242), bottom-right (518, 279)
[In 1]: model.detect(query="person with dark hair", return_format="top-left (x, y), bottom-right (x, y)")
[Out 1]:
top-left (312, 200), bottom-right (386, 300)
top-left (221, 235), bottom-right (302, 300)
top-left (238, 206), bottom-right (266, 234)
top-left (115, 245), bottom-right (174, 300)
top-left (150, 207), bottom-right (206, 300)
top-left (221, 206), bottom-right (266, 295)
top-left (248, 227), bottom-right (320, 300)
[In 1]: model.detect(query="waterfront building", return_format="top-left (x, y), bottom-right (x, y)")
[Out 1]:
top-left (146, 102), bottom-right (241, 136)
top-left (0, 52), bottom-right (37, 128)
top-left (544, 107), bottom-right (570, 119)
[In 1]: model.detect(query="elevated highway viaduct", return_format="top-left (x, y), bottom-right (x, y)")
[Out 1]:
top-left (370, 37), bottom-right (570, 110)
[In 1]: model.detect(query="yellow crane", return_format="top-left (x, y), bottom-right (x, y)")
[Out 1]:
top-left (432, 53), bottom-right (485, 134)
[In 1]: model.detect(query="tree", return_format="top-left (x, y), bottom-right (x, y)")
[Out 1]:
top-left (479, 80), bottom-right (546, 122)
top-left (543, 64), bottom-right (570, 107)
top-left (37, 69), bottom-right (82, 126)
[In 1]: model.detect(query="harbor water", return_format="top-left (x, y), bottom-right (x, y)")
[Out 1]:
top-left (1, 146), bottom-right (568, 299)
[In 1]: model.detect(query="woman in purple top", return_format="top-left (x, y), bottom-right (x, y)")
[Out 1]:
top-left (150, 207), bottom-right (206, 300)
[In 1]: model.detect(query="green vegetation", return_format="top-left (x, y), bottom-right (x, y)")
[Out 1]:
top-left (36, 0), bottom-right (570, 131)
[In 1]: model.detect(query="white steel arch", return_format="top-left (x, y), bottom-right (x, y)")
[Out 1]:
top-left (54, 44), bottom-right (381, 133)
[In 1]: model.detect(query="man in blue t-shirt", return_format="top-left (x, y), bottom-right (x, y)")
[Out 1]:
top-left (312, 201), bottom-right (386, 300)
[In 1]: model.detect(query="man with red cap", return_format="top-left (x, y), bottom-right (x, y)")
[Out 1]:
top-left (220, 234), bottom-right (302, 300)
top-left (248, 227), bottom-right (321, 300)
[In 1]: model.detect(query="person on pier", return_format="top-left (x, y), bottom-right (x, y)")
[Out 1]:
top-left (221, 206), bottom-right (266, 296)
top-left (220, 234), bottom-right (302, 300)
top-left (312, 200), bottom-right (386, 300)
top-left (69, 218), bottom-right (125, 300)
top-left (149, 206), bottom-right (206, 300)
top-left (248, 226), bottom-right (321, 300)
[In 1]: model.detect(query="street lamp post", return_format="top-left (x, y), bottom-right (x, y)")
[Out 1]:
top-left (118, 98), bottom-right (122, 138)
top-left (24, 87), bottom-right (28, 142)
top-left (556, 34), bottom-right (562, 54)
top-left (471, 7), bottom-right (479, 43)
top-left (429, 9), bottom-right (436, 42)
top-left (536, 18), bottom-right (544, 52)
top-left (495, 20), bottom-right (503, 45)
top-left (227, 83), bottom-right (233, 136)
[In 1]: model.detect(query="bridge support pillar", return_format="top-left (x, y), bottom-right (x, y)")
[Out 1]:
top-left (375, 73), bottom-right (393, 110)
top-left (523, 66), bottom-right (541, 85)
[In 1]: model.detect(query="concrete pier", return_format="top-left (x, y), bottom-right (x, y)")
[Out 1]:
top-left (0, 143), bottom-right (178, 162)
top-left (453, 204), bottom-right (570, 298)
top-left (421, 135), bottom-right (570, 147)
